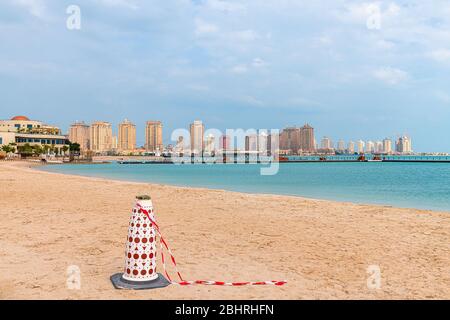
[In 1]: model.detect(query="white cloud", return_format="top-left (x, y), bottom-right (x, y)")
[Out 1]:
top-left (187, 84), bottom-right (209, 92)
top-left (316, 35), bottom-right (333, 46)
top-left (428, 49), bottom-right (450, 64)
top-left (12, 0), bottom-right (45, 18)
top-left (346, 2), bottom-right (378, 22)
top-left (434, 90), bottom-right (450, 104)
top-left (230, 64), bottom-right (248, 74)
top-left (251, 58), bottom-right (266, 68)
top-left (386, 2), bottom-right (401, 16)
top-left (230, 58), bottom-right (266, 74)
top-left (373, 67), bottom-right (408, 85)
top-left (374, 39), bottom-right (395, 50)
top-left (206, 0), bottom-right (246, 13)
top-left (240, 95), bottom-right (264, 107)
top-left (288, 97), bottom-right (321, 107)
top-left (338, 1), bottom-right (401, 26)
top-left (195, 18), bottom-right (219, 36)
top-left (97, 0), bottom-right (139, 10)
top-left (229, 29), bottom-right (259, 42)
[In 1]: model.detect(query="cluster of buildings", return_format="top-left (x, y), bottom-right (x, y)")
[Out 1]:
top-left (0, 115), bottom-right (414, 156)
top-left (70, 119), bottom-right (280, 156)
top-left (168, 121), bottom-right (279, 156)
top-left (317, 136), bottom-right (413, 155)
top-left (278, 125), bottom-right (412, 155)
top-left (69, 120), bottom-right (163, 155)
top-left (278, 124), bottom-right (316, 154)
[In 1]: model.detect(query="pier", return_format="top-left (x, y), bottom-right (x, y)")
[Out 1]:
top-left (117, 154), bottom-right (450, 164)
top-left (283, 154), bottom-right (450, 163)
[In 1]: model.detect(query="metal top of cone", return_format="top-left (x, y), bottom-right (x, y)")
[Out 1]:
top-left (136, 195), bottom-right (151, 200)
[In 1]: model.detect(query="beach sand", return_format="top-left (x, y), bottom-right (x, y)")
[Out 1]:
top-left (0, 161), bottom-right (449, 300)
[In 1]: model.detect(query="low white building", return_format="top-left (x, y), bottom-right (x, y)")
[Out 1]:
top-left (0, 115), bottom-right (69, 154)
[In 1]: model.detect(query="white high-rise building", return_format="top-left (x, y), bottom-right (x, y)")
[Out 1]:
top-left (205, 134), bottom-right (216, 154)
top-left (245, 134), bottom-right (258, 152)
top-left (396, 136), bottom-right (412, 154)
top-left (337, 139), bottom-right (346, 152)
top-left (404, 137), bottom-right (412, 153)
top-left (320, 136), bottom-right (332, 149)
top-left (357, 140), bottom-right (365, 153)
top-left (90, 121), bottom-right (112, 154)
top-left (175, 136), bottom-right (185, 154)
top-left (189, 120), bottom-right (205, 155)
top-left (258, 132), bottom-right (269, 155)
top-left (383, 138), bottom-right (392, 154)
top-left (366, 141), bottom-right (375, 153)
top-left (348, 141), bottom-right (355, 154)
top-left (375, 141), bottom-right (383, 153)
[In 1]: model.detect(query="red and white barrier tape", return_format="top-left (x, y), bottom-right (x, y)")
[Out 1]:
top-left (137, 204), bottom-right (287, 287)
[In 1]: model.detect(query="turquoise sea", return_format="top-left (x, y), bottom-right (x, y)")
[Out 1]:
top-left (40, 162), bottom-right (450, 212)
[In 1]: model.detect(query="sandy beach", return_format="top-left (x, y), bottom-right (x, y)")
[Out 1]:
top-left (0, 161), bottom-right (449, 300)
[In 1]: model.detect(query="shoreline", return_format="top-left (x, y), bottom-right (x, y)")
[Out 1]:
top-left (0, 160), bottom-right (449, 299)
top-left (39, 161), bottom-right (450, 214)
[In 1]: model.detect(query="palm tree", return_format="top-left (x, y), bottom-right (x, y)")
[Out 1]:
top-left (18, 143), bottom-right (33, 157)
top-left (69, 142), bottom-right (81, 153)
top-left (42, 145), bottom-right (51, 155)
top-left (32, 145), bottom-right (43, 156)
top-left (68, 142), bottom-right (81, 161)
top-left (6, 143), bottom-right (17, 155)
top-left (62, 145), bottom-right (69, 156)
top-left (7, 144), bottom-right (16, 154)
top-left (1, 145), bottom-right (10, 154)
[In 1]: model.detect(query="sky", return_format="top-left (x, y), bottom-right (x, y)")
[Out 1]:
top-left (0, 0), bottom-right (450, 151)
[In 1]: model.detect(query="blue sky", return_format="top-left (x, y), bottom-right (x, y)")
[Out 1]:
top-left (1, 0), bottom-right (450, 151)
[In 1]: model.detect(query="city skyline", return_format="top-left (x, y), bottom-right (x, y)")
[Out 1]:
top-left (1, 1), bottom-right (450, 303)
top-left (1, 113), bottom-right (419, 156)
top-left (65, 115), bottom-right (418, 152)
top-left (64, 116), bottom-right (414, 155)
top-left (1, 1), bottom-right (450, 152)
top-left (2, 110), bottom-right (421, 152)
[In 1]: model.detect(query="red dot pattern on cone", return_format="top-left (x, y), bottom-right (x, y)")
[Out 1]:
top-left (122, 198), bottom-right (158, 282)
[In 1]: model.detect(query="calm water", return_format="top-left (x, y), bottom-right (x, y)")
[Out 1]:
top-left (40, 162), bottom-right (450, 212)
